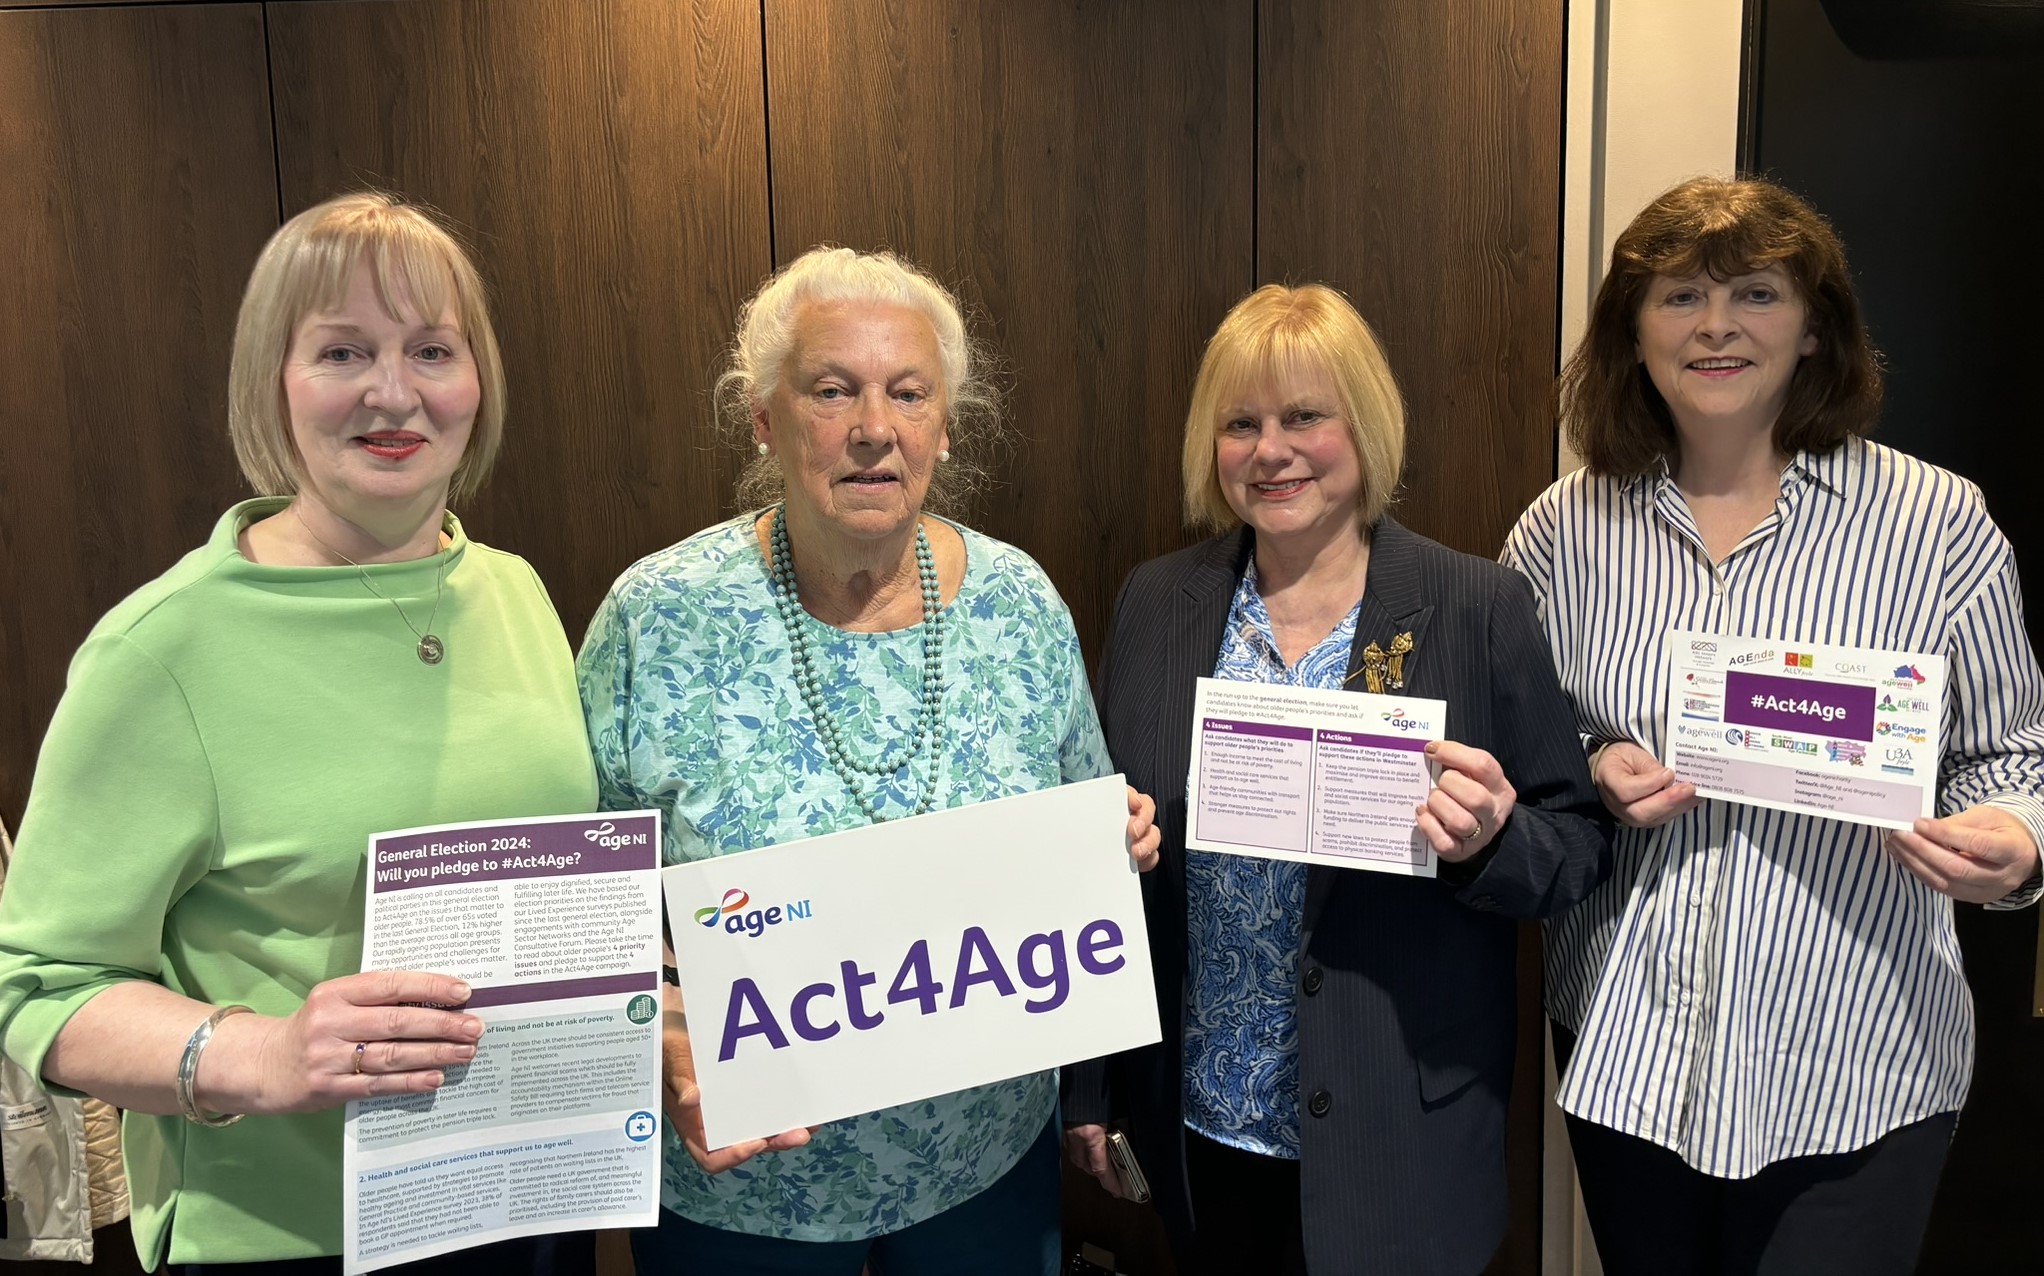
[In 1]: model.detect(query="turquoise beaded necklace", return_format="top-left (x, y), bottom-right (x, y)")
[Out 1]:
top-left (767, 504), bottom-right (948, 821)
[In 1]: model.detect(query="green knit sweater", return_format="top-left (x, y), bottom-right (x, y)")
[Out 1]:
top-left (0, 498), bottom-right (597, 1266)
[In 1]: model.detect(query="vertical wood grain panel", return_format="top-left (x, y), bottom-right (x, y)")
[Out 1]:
top-left (763, 0), bottom-right (1255, 664)
top-left (268, 0), bottom-right (772, 641)
top-left (1260, 0), bottom-right (1565, 561)
top-left (0, 3), bottom-right (277, 829)
top-left (1261, 6), bottom-right (1565, 1272)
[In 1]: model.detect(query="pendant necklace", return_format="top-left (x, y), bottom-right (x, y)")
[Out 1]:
top-left (292, 505), bottom-right (448, 665)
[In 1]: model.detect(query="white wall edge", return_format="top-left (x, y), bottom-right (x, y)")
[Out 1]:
top-left (1545, 1), bottom-right (1745, 1272)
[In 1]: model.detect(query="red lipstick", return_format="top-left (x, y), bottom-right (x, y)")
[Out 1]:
top-left (360, 431), bottom-right (425, 461)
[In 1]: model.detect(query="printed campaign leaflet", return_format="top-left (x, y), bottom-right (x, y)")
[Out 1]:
top-left (660, 774), bottom-right (1159, 1150)
top-left (344, 811), bottom-right (664, 1275)
top-left (1185, 677), bottom-right (1446, 877)
top-left (1664, 630), bottom-right (1945, 828)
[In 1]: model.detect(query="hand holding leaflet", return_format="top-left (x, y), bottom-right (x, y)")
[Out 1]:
top-left (1591, 740), bottom-right (1700, 829)
top-left (1414, 739), bottom-right (1517, 860)
top-left (1663, 630), bottom-right (1944, 828)
top-left (1185, 677), bottom-right (1445, 875)
top-left (1886, 805), bottom-right (2042, 903)
top-left (255, 970), bottom-right (483, 1108)
top-left (343, 811), bottom-right (665, 1275)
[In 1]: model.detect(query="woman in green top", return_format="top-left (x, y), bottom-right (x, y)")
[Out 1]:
top-left (0, 194), bottom-right (597, 1273)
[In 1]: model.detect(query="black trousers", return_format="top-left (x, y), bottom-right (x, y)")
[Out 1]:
top-left (169, 1231), bottom-right (593, 1276)
top-left (1176, 1127), bottom-right (1308, 1276)
top-left (1553, 1023), bottom-right (1954, 1276)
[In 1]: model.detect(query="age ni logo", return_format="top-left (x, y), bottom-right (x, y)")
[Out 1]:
top-left (695, 887), bottom-right (814, 938)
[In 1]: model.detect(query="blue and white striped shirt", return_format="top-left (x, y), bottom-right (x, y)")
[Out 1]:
top-left (1503, 437), bottom-right (2044, 1178)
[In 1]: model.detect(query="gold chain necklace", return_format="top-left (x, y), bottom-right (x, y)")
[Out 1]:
top-left (291, 505), bottom-right (448, 665)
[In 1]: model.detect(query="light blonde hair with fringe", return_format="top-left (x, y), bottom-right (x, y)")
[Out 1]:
top-left (228, 192), bottom-right (506, 502)
top-left (718, 246), bottom-right (1003, 516)
top-left (1182, 283), bottom-right (1406, 531)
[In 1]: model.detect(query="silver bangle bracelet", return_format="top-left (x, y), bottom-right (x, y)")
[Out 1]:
top-left (176, 1003), bottom-right (252, 1127)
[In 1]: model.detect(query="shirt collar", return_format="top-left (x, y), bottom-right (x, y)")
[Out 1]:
top-left (1223, 557), bottom-right (1364, 682)
top-left (1786, 443), bottom-right (1851, 496)
top-left (1227, 557), bottom-right (1279, 663)
top-left (1622, 442), bottom-right (1852, 500)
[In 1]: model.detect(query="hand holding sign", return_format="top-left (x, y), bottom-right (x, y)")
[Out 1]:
top-left (661, 987), bottom-right (815, 1170)
top-left (661, 776), bottom-right (1158, 1150)
top-left (1125, 785), bottom-right (1161, 872)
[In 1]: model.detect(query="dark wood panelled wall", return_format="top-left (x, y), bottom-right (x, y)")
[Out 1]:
top-left (0, 1), bottom-right (277, 819)
top-left (767, 0), bottom-right (1255, 639)
top-left (1, 1), bottom-right (1562, 1272)
top-left (266, 0), bottom-right (771, 627)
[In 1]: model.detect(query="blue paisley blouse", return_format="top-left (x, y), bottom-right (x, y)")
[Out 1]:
top-left (576, 512), bottom-right (1112, 1241)
top-left (1183, 560), bottom-right (1361, 1159)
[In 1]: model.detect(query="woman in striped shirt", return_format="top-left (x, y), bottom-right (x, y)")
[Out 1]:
top-left (1504, 176), bottom-right (2044, 1275)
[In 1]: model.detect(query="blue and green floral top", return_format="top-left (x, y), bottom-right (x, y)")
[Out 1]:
top-left (576, 512), bottom-right (1112, 1241)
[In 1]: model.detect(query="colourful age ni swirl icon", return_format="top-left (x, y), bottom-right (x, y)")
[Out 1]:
top-left (695, 887), bottom-right (749, 929)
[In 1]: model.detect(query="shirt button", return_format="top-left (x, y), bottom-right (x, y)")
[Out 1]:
top-left (1308, 1089), bottom-right (1333, 1118)
top-left (1689, 892), bottom-right (1706, 907)
top-left (1302, 967), bottom-right (1324, 995)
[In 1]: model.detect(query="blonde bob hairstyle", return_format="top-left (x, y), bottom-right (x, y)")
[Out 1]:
top-left (1182, 283), bottom-right (1406, 532)
top-left (227, 192), bottom-right (506, 502)
top-left (718, 246), bottom-right (1003, 516)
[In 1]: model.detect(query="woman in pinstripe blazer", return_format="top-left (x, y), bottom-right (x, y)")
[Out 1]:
top-left (1063, 285), bottom-right (1611, 1275)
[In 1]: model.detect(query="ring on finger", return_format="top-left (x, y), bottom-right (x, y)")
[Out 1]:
top-left (1461, 816), bottom-right (1483, 842)
top-left (351, 1042), bottom-right (367, 1075)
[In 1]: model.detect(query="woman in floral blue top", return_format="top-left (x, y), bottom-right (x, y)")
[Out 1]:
top-left (577, 247), bottom-right (1160, 1276)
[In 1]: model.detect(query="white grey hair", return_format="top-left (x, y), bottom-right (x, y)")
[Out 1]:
top-left (718, 246), bottom-right (1004, 515)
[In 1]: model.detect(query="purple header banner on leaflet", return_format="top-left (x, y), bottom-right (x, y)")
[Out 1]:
top-left (1202, 718), bottom-right (1314, 741)
top-left (1723, 670), bottom-right (1876, 741)
top-left (371, 813), bottom-right (660, 894)
top-left (463, 970), bottom-right (658, 1009)
top-left (1316, 728), bottom-right (1429, 752)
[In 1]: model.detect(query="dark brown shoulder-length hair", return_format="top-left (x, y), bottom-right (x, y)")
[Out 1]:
top-left (1561, 176), bottom-right (1883, 478)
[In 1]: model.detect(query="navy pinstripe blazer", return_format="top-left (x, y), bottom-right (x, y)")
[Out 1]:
top-left (1068, 519), bottom-right (1611, 1275)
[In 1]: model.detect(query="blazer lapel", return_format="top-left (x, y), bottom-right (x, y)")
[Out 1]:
top-left (1305, 517), bottom-right (1436, 934)
top-left (1159, 530), bottom-right (1249, 864)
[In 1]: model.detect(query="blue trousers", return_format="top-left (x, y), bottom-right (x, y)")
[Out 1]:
top-left (629, 1118), bottom-right (1061, 1276)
